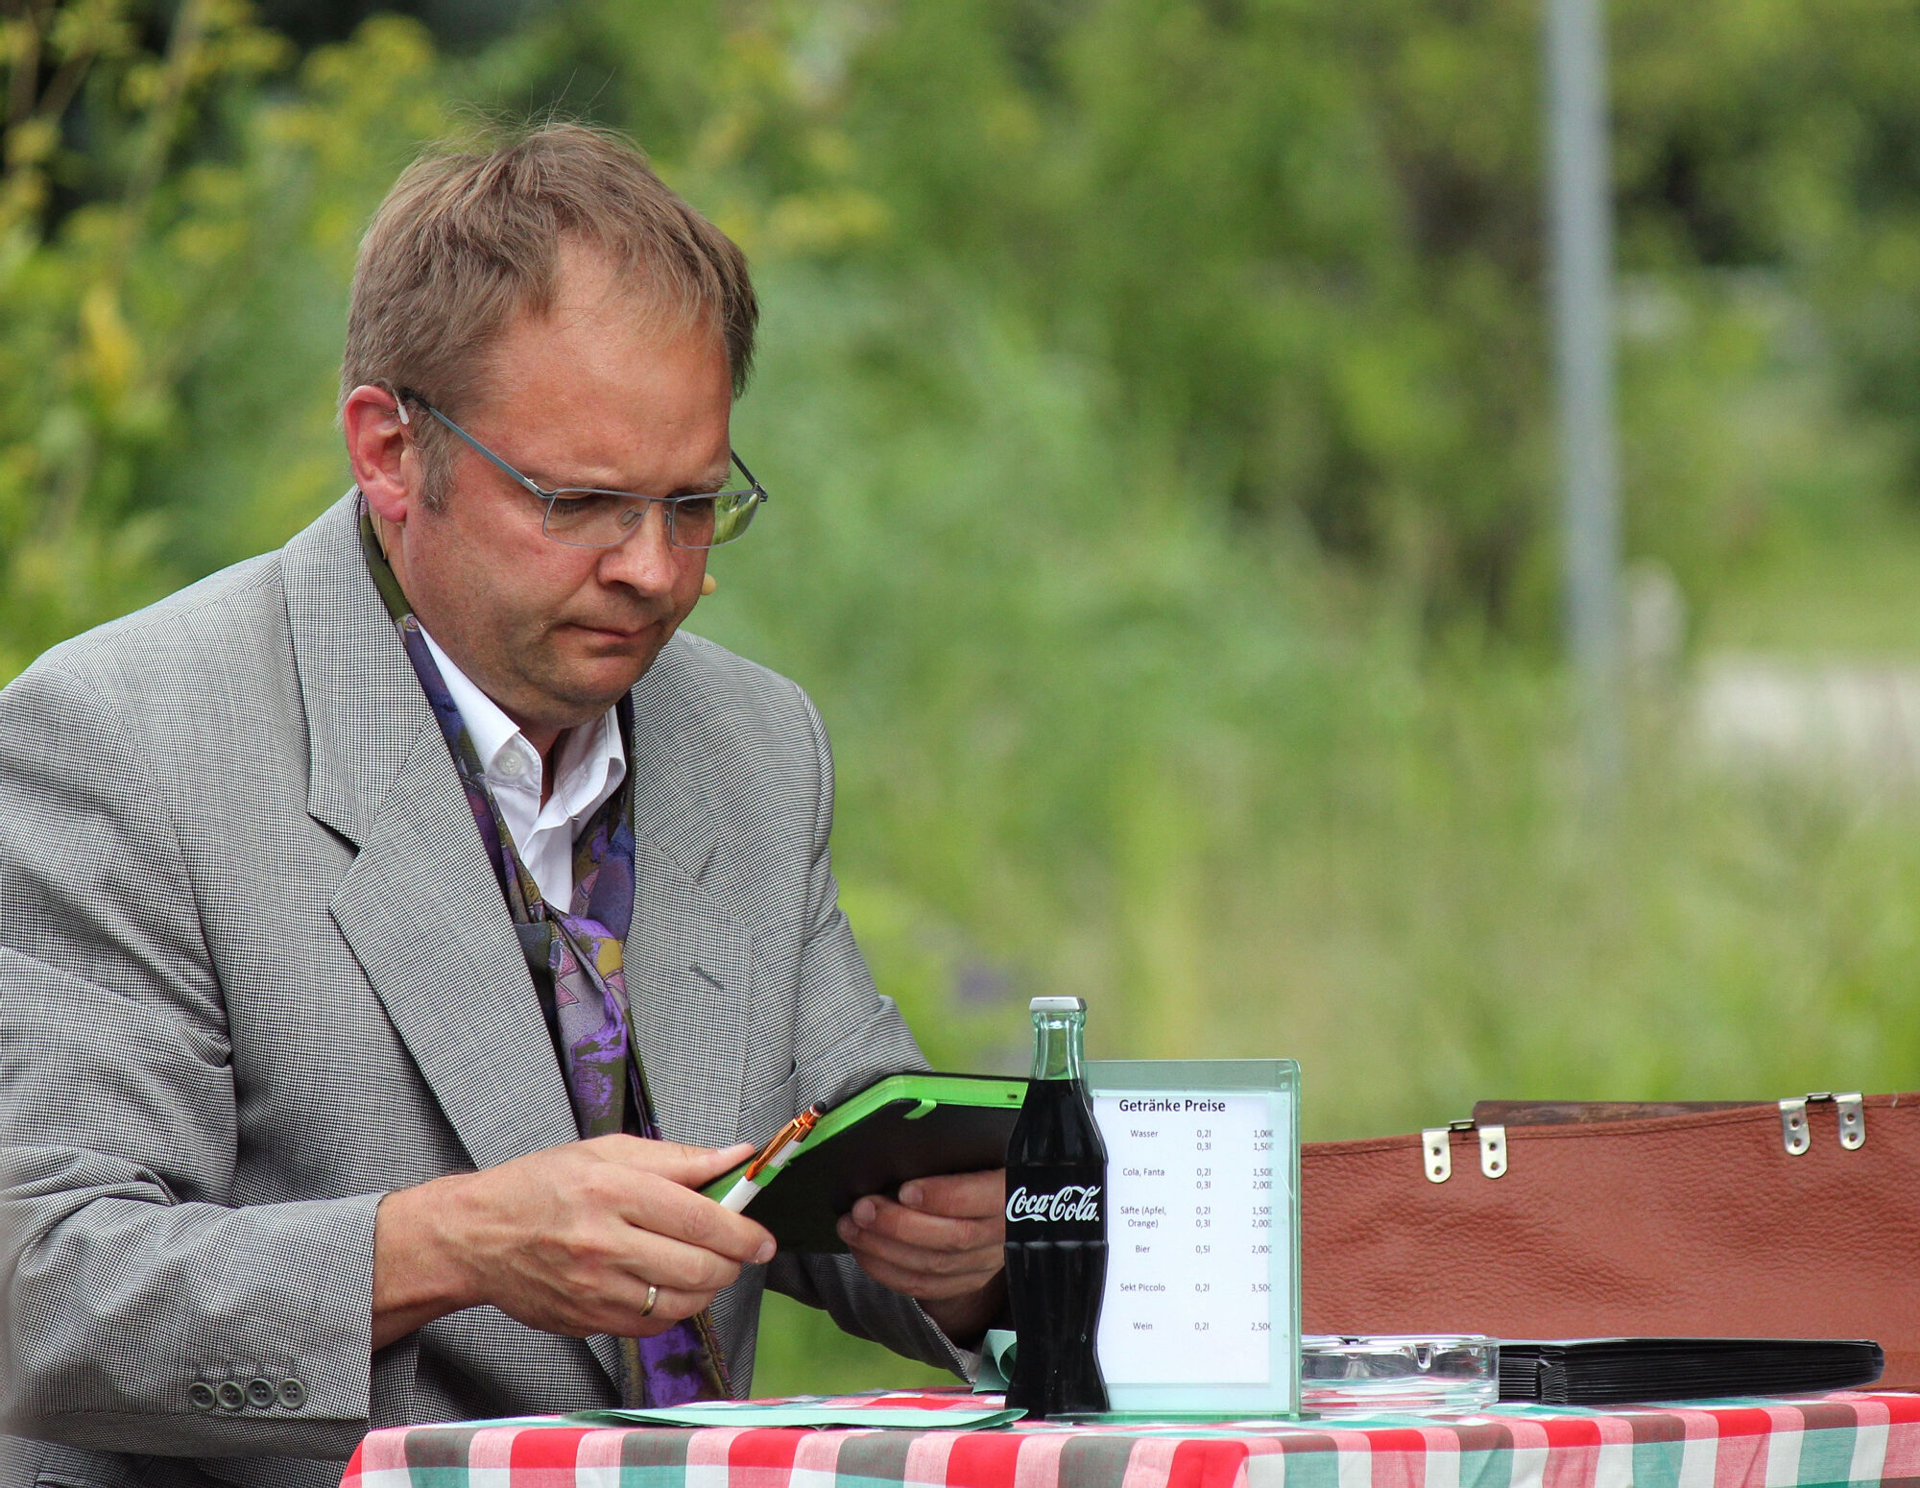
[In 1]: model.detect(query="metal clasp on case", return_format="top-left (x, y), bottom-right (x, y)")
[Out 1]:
top-left (1836, 1093), bottom-right (1866, 1150)
top-left (1782, 1092), bottom-right (1867, 1154)
top-left (1780, 1097), bottom-right (1811, 1155)
top-left (1422, 1128), bottom-right (1451, 1182)
top-left (1479, 1124), bottom-right (1508, 1178)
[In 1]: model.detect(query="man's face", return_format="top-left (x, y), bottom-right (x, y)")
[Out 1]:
top-left (388, 246), bottom-right (733, 745)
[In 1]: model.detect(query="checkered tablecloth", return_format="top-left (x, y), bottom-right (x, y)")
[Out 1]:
top-left (341, 1389), bottom-right (1920, 1488)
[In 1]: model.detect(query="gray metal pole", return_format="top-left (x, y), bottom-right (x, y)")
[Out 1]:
top-left (1546, 0), bottom-right (1623, 783)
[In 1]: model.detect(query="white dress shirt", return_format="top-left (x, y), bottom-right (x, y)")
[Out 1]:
top-left (417, 627), bottom-right (626, 910)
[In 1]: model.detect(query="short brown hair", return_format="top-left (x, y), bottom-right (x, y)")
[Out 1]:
top-left (341, 123), bottom-right (757, 502)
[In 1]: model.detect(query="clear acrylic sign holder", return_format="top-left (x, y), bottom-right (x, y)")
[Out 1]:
top-left (1083, 1058), bottom-right (1302, 1418)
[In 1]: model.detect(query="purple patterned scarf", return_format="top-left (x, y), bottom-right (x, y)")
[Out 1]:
top-left (360, 506), bottom-right (729, 1406)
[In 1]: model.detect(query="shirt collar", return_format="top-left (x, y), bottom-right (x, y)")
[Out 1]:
top-left (415, 625), bottom-right (626, 817)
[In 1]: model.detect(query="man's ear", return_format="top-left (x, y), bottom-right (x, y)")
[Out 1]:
top-left (342, 384), bottom-right (416, 526)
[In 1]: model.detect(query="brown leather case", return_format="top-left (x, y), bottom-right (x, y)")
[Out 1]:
top-left (1300, 1093), bottom-right (1920, 1389)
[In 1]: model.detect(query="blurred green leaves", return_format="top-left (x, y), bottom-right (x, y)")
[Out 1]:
top-left (0, 0), bottom-right (443, 677)
top-left (11, 0), bottom-right (1920, 654)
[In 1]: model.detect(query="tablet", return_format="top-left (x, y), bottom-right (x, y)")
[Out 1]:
top-left (701, 1071), bottom-right (1027, 1251)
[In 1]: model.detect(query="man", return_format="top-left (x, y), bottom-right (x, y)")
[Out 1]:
top-left (0, 125), bottom-right (1004, 1488)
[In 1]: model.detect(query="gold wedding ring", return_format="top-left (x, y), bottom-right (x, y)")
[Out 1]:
top-left (641, 1284), bottom-right (658, 1318)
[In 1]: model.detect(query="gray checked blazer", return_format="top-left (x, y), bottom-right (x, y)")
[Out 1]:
top-left (0, 494), bottom-right (962, 1488)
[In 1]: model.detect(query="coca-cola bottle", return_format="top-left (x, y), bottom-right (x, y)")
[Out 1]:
top-left (1003, 995), bottom-right (1109, 1418)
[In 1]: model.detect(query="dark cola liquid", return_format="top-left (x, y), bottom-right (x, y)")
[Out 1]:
top-left (1004, 1074), bottom-right (1109, 1418)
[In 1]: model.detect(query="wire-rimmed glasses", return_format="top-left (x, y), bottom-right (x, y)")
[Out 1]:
top-left (397, 389), bottom-right (767, 550)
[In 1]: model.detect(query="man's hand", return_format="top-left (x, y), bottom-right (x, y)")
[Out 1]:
top-left (372, 1135), bottom-right (773, 1350)
top-left (836, 1168), bottom-right (1007, 1344)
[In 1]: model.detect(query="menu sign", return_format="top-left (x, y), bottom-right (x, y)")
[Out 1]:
top-left (1084, 1061), bottom-right (1299, 1415)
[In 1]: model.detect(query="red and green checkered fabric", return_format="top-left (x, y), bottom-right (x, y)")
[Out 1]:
top-left (342, 1390), bottom-right (1920, 1488)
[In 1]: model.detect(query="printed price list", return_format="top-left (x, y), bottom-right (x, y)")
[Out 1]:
top-left (1093, 1091), bottom-right (1278, 1386)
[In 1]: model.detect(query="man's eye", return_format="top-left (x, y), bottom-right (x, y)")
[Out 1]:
top-left (677, 495), bottom-right (718, 516)
top-left (543, 491), bottom-right (629, 536)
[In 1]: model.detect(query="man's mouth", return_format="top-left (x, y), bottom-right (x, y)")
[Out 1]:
top-left (567, 619), bottom-right (655, 644)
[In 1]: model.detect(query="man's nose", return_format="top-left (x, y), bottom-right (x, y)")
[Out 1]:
top-left (596, 500), bottom-right (682, 593)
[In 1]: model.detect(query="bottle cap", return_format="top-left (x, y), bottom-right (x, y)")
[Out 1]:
top-left (1029, 996), bottom-right (1086, 1012)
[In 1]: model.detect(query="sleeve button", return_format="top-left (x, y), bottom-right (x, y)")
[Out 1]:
top-left (278, 1378), bottom-right (307, 1409)
top-left (216, 1381), bottom-right (246, 1410)
top-left (246, 1378), bottom-right (276, 1408)
top-left (188, 1382), bottom-right (217, 1410)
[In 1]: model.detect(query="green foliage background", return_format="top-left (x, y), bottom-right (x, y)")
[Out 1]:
top-left (6, 0), bottom-right (1920, 1396)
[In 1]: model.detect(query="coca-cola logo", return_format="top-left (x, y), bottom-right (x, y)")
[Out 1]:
top-left (1004, 1184), bottom-right (1103, 1224)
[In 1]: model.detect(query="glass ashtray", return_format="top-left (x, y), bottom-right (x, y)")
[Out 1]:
top-left (1301, 1334), bottom-right (1499, 1415)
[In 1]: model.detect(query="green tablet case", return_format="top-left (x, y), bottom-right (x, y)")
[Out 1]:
top-left (701, 1072), bottom-right (1027, 1252)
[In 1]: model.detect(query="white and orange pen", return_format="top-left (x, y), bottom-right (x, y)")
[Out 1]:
top-left (719, 1104), bottom-right (821, 1213)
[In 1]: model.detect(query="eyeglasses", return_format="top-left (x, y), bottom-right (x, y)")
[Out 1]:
top-left (396, 389), bottom-right (767, 550)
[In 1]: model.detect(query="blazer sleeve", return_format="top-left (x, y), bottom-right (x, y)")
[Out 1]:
top-left (0, 661), bottom-right (386, 1460)
top-left (759, 683), bottom-right (982, 1381)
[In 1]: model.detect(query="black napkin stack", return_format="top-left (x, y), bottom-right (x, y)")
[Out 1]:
top-left (1497, 1338), bottom-right (1884, 1404)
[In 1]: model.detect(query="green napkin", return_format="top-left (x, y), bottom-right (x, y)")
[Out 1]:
top-left (973, 1330), bottom-right (1019, 1394)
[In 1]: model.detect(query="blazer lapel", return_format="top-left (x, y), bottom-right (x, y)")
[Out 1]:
top-left (285, 495), bottom-right (578, 1171)
top-left (327, 729), bottom-right (581, 1167)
